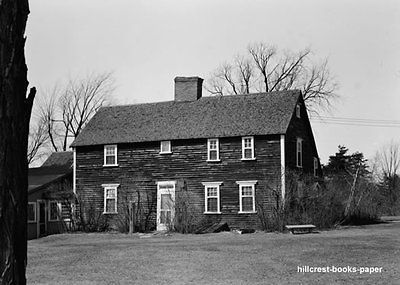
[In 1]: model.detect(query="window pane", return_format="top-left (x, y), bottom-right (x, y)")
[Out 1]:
top-left (244, 138), bottom-right (252, 148)
top-left (161, 141), bottom-right (170, 152)
top-left (106, 199), bottom-right (116, 213)
top-left (207, 187), bottom-right (218, 197)
top-left (242, 197), bottom-right (254, 212)
top-left (106, 155), bottom-right (115, 165)
top-left (209, 140), bottom-right (217, 149)
top-left (50, 202), bottom-right (59, 220)
top-left (244, 149), bottom-right (253, 158)
top-left (209, 150), bottom-right (218, 160)
top-left (28, 204), bottom-right (35, 221)
top-left (207, 198), bottom-right (218, 212)
top-left (106, 188), bottom-right (116, 198)
top-left (242, 186), bottom-right (253, 196)
top-left (106, 146), bottom-right (115, 155)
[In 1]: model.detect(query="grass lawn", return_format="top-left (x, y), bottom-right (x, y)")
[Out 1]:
top-left (27, 220), bottom-right (400, 285)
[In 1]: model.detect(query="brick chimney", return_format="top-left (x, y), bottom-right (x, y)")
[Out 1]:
top-left (174, 76), bottom-right (203, 101)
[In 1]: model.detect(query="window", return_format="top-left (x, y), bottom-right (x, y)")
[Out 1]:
top-left (207, 138), bottom-right (220, 161)
top-left (236, 181), bottom-right (257, 213)
top-left (296, 104), bottom-right (301, 118)
top-left (104, 145), bottom-right (118, 166)
top-left (49, 201), bottom-right (61, 221)
top-left (202, 182), bottom-right (222, 214)
top-left (314, 157), bottom-right (319, 177)
top-left (242, 136), bottom-right (255, 160)
top-left (28, 202), bottom-right (36, 223)
top-left (160, 141), bottom-right (172, 154)
top-left (296, 138), bottom-right (303, 167)
top-left (102, 184), bottom-right (119, 214)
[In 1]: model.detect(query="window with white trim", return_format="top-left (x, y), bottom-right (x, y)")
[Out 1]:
top-left (207, 138), bottom-right (220, 161)
top-left (314, 157), bottom-right (319, 177)
top-left (102, 184), bottom-right (119, 214)
top-left (104, 145), bottom-right (118, 166)
top-left (296, 138), bottom-right (303, 167)
top-left (296, 104), bottom-right (301, 118)
top-left (49, 201), bottom-right (61, 221)
top-left (160, 141), bottom-right (172, 154)
top-left (28, 202), bottom-right (36, 223)
top-left (202, 182), bottom-right (222, 214)
top-left (236, 181), bottom-right (257, 213)
top-left (242, 136), bottom-right (255, 160)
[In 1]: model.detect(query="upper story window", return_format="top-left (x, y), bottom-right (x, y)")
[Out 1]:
top-left (242, 136), bottom-right (255, 160)
top-left (236, 180), bottom-right (257, 213)
top-left (49, 201), bottom-right (61, 221)
top-left (104, 145), bottom-right (118, 166)
top-left (207, 138), bottom-right (220, 161)
top-left (28, 202), bottom-right (36, 223)
top-left (296, 104), bottom-right (301, 118)
top-left (314, 157), bottom-right (319, 177)
top-left (160, 141), bottom-right (172, 154)
top-left (202, 182), bottom-right (222, 214)
top-left (296, 138), bottom-right (303, 167)
top-left (102, 184), bottom-right (119, 214)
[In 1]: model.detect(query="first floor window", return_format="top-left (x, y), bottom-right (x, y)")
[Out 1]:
top-left (296, 138), bottom-right (303, 167)
top-left (104, 145), bottom-right (118, 166)
top-left (242, 136), bottom-right (255, 160)
top-left (236, 181), bottom-right (257, 213)
top-left (160, 140), bottom-right (172, 154)
top-left (202, 182), bottom-right (222, 213)
top-left (207, 138), bottom-right (220, 161)
top-left (103, 184), bottom-right (119, 214)
top-left (28, 202), bottom-right (36, 222)
top-left (49, 201), bottom-right (61, 221)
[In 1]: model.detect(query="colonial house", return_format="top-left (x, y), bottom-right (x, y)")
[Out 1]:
top-left (28, 151), bottom-right (74, 239)
top-left (71, 77), bottom-right (321, 231)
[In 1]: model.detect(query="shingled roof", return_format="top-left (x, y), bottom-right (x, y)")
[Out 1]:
top-left (71, 90), bottom-right (301, 147)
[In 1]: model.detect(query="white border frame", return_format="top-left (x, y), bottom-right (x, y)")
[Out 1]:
top-left (207, 138), bottom-right (220, 162)
top-left (241, 136), bottom-right (255, 160)
top-left (236, 180), bottom-right (257, 213)
top-left (202, 182), bottom-right (222, 214)
top-left (156, 181), bottom-right (176, 231)
top-left (160, 140), bottom-right (172, 154)
top-left (102, 184), bottom-right (120, 214)
top-left (103, 145), bottom-right (118, 166)
top-left (296, 138), bottom-right (303, 167)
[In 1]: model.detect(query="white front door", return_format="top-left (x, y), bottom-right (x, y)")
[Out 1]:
top-left (156, 181), bottom-right (176, 231)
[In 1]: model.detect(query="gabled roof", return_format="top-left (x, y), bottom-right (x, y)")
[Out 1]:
top-left (71, 90), bottom-right (301, 147)
top-left (28, 152), bottom-right (73, 193)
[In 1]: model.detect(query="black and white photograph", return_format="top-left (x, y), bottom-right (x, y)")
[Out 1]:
top-left (0, 0), bottom-right (399, 284)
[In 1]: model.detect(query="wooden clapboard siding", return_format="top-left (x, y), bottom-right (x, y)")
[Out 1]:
top-left (76, 135), bottom-right (283, 230)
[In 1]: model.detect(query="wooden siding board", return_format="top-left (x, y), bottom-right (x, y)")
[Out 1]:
top-left (76, 135), bottom-right (282, 230)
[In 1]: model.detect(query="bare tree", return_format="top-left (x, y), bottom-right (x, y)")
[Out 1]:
top-left (0, 0), bottom-right (35, 283)
top-left (27, 118), bottom-right (48, 165)
top-left (375, 141), bottom-right (400, 214)
top-left (205, 42), bottom-right (338, 112)
top-left (33, 72), bottom-right (115, 155)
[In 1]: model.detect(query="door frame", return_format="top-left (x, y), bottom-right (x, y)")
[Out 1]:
top-left (156, 181), bottom-right (176, 231)
top-left (37, 199), bottom-right (47, 238)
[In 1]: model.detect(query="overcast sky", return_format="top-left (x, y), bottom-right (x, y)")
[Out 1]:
top-left (26, 0), bottom-right (400, 164)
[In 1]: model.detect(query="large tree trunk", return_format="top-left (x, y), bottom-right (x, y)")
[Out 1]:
top-left (0, 0), bottom-right (35, 284)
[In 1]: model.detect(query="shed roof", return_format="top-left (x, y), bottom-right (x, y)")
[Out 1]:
top-left (28, 152), bottom-right (73, 193)
top-left (72, 90), bottom-right (301, 147)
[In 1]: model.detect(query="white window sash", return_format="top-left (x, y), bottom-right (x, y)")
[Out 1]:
top-left (202, 182), bottom-right (222, 214)
top-left (236, 181), bottom-right (257, 213)
top-left (104, 145), bottom-right (118, 166)
top-left (160, 141), bottom-right (172, 154)
top-left (102, 184), bottom-right (120, 214)
top-left (242, 136), bottom-right (255, 160)
top-left (296, 139), bottom-right (302, 167)
top-left (207, 139), bottom-right (220, 161)
top-left (48, 201), bottom-right (61, 221)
